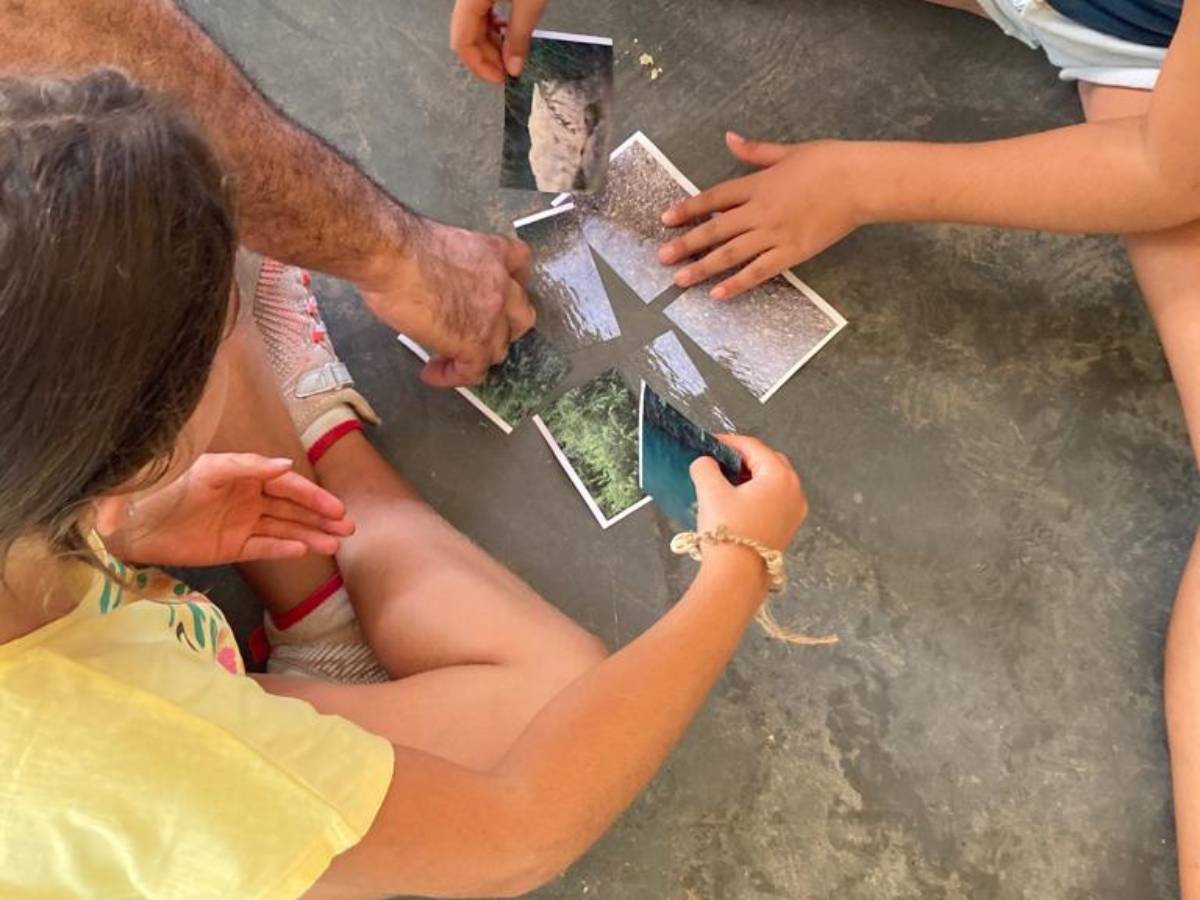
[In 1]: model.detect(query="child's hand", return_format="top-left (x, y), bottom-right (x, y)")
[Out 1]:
top-left (691, 435), bottom-right (808, 553)
top-left (450, 0), bottom-right (550, 82)
top-left (101, 454), bottom-right (354, 567)
top-left (658, 132), bottom-right (859, 300)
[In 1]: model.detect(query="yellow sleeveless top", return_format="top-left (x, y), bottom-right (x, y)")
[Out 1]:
top-left (0, 537), bottom-right (392, 898)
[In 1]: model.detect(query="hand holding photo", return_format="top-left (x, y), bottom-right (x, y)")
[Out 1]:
top-left (664, 271), bottom-right (846, 403)
top-left (398, 329), bottom-right (570, 434)
top-left (567, 132), bottom-right (700, 303)
top-left (502, 31), bottom-right (614, 193)
top-left (638, 382), bottom-right (747, 530)
top-left (533, 368), bottom-right (652, 528)
top-left (514, 204), bottom-right (620, 351)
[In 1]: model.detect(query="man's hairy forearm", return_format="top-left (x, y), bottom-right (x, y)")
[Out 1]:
top-left (0, 0), bottom-right (419, 284)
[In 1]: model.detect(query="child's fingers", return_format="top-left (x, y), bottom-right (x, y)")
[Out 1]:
top-left (690, 456), bottom-right (731, 496)
top-left (661, 179), bottom-right (751, 226)
top-left (659, 208), bottom-right (749, 266)
top-left (503, 0), bottom-right (549, 77)
top-left (460, 42), bottom-right (506, 83)
top-left (675, 231), bottom-right (772, 288)
top-left (204, 453), bottom-right (292, 487)
top-left (711, 248), bottom-right (790, 300)
top-left (263, 498), bottom-right (356, 536)
top-left (257, 517), bottom-right (343, 556)
top-left (450, 0), bottom-right (505, 83)
top-left (726, 131), bottom-right (791, 168)
top-left (264, 471), bottom-right (346, 520)
top-left (714, 433), bottom-right (790, 478)
top-left (239, 537), bottom-right (308, 562)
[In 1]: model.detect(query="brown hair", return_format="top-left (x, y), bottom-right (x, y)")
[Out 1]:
top-left (0, 70), bottom-right (237, 563)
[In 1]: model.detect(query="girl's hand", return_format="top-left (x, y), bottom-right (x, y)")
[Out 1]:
top-left (450, 0), bottom-right (549, 83)
top-left (658, 132), bottom-right (860, 300)
top-left (103, 454), bottom-right (354, 567)
top-left (690, 435), bottom-right (808, 552)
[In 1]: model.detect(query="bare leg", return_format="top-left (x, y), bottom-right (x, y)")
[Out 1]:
top-left (209, 305), bottom-right (338, 617)
top-left (209, 285), bottom-right (608, 768)
top-left (260, 430), bottom-right (608, 769)
top-left (1080, 81), bottom-right (1200, 898)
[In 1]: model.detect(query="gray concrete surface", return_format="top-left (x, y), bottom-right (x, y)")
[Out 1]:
top-left (180, 1), bottom-right (1199, 896)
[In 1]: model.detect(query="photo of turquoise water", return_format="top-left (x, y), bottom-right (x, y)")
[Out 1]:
top-left (640, 384), bottom-right (746, 529)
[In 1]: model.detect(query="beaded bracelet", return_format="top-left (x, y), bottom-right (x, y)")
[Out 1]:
top-left (670, 524), bottom-right (839, 647)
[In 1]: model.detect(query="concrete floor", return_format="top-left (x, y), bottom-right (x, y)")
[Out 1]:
top-left (181, 1), bottom-right (1199, 896)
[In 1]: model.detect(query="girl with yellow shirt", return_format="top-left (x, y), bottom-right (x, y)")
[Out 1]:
top-left (0, 71), bottom-right (812, 898)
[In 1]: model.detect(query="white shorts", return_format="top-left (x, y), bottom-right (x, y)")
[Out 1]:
top-left (977, 0), bottom-right (1165, 89)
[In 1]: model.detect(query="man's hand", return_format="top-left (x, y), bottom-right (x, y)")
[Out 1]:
top-left (658, 132), bottom-right (861, 300)
top-left (451, 0), bottom-right (550, 82)
top-left (359, 221), bottom-right (535, 387)
top-left (104, 454), bottom-right (354, 567)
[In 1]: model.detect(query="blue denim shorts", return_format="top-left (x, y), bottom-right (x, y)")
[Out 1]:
top-left (977, 0), bottom-right (1165, 89)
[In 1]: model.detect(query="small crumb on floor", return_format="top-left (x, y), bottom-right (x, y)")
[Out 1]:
top-left (638, 52), bottom-right (654, 66)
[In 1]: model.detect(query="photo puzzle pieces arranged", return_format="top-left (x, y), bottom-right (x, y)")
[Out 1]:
top-left (407, 120), bottom-right (847, 526)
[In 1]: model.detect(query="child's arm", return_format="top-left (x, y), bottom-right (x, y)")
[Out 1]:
top-left (661, 0), bottom-right (1200, 299)
top-left (298, 437), bottom-right (808, 899)
top-left (1167, 535), bottom-right (1200, 899)
top-left (0, 0), bottom-right (533, 387)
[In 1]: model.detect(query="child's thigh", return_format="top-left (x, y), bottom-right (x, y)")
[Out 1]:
top-left (348, 495), bottom-right (609, 675)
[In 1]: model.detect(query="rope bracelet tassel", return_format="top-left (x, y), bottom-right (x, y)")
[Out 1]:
top-left (670, 525), bottom-right (838, 647)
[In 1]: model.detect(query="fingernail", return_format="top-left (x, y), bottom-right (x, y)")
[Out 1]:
top-left (657, 245), bottom-right (673, 262)
top-left (506, 55), bottom-right (524, 77)
top-left (271, 457), bottom-right (294, 466)
top-left (727, 131), bottom-right (744, 143)
top-left (661, 210), bottom-right (677, 225)
top-left (711, 286), bottom-right (727, 299)
top-left (675, 270), bottom-right (692, 287)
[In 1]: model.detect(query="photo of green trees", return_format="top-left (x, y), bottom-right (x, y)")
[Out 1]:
top-left (541, 368), bottom-right (643, 521)
top-left (475, 329), bottom-right (571, 429)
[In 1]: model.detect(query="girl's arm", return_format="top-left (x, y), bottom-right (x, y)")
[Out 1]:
top-left (307, 437), bottom-right (809, 899)
top-left (1168, 534), bottom-right (1200, 900)
top-left (0, 0), bottom-right (532, 387)
top-left (661, 0), bottom-right (1200, 298)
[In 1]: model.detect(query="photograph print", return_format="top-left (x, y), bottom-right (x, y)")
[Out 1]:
top-left (567, 132), bottom-right (700, 304)
top-left (664, 270), bottom-right (847, 403)
top-left (639, 382), bottom-right (747, 530)
top-left (514, 203), bottom-right (620, 351)
top-left (398, 329), bottom-right (570, 434)
top-left (502, 31), bottom-right (614, 193)
top-left (533, 368), bottom-right (651, 528)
